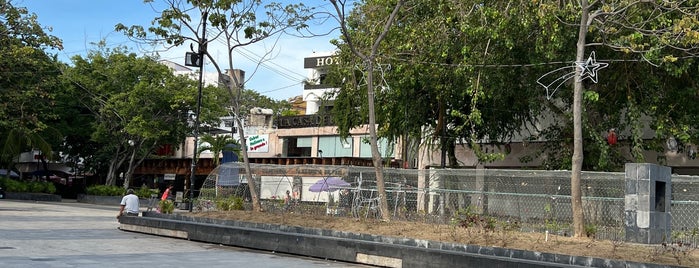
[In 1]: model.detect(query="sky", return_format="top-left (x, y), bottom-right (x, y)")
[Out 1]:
top-left (18, 0), bottom-right (339, 101)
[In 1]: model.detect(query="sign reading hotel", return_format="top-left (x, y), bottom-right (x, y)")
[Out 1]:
top-left (304, 55), bottom-right (340, 68)
top-left (247, 134), bottom-right (269, 153)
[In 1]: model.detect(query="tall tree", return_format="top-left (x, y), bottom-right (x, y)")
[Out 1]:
top-left (0, 0), bottom-right (63, 168)
top-left (538, 0), bottom-right (699, 237)
top-left (116, 0), bottom-right (317, 211)
top-left (328, 0), bottom-right (406, 221)
top-left (63, 46), bottom-right (227, 187)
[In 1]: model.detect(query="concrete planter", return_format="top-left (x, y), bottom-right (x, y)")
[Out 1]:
top-left (6, 192), bottom-right (62, 202)
top-left (121, 213), bottom-right (677, 268)
top-left (77, 194), bottom-right (121, 205)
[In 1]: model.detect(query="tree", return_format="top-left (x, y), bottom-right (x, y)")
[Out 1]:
top-left (538, 0), bottom-right (699, 237)
top-left (63, 46), bottom-right (227, 187)
top-left (327, 0), bottom-right (406, 221)
top-left (197, 134), bottom-right (241, 166)
top-left (327, 0), bottom-right (699, 235)
top-left (0, 0), bottom-right (63, 169)
top-left (117, 0), bottom-right (317, 211)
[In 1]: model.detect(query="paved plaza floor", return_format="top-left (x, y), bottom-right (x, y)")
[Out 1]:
top-left (0, 199), bottom-right (367, 268)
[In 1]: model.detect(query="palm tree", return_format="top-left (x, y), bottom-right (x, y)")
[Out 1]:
top-left (196, 134), bottom-right (241, 166)
top-left (1, 127), bottom-right (60, 178)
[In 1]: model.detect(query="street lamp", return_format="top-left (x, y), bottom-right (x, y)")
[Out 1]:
top-left (185, 12), bottom-right (208, 212)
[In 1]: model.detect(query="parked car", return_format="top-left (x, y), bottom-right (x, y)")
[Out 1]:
top-left (0, 186), bottom-right (5, 199)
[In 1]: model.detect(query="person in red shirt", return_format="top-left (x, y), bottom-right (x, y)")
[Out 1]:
top-left (161, 184), bottom-right (173, 201)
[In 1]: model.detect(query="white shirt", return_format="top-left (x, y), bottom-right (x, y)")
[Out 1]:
top-left (120, 194), bottom-right (140, 214)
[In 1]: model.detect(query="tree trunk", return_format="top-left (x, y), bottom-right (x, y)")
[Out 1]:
top-left (105, 147), bottom-right (126, 186)
top-left (571, 0), bottom-right (590, 238)
top-left (123, 148), bottom-right (137, 189)
top-left (366, 60), bottom-right (390, 222)
top-left (228, 70), bottom-right (261, 212)
top-left (237, 116), bottom-right (261, 212)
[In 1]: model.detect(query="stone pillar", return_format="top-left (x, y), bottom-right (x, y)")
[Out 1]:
top-left (624, 163), bottom-right (672, 244)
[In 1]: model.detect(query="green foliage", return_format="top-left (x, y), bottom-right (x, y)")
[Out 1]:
top-left (0, 1), bottom-right (64, 166)
top-left (451, 207), bottom-right (496, 232)
top-left (197, 134), bottom-right (241, 166)
top-left (158, 199), bottom-right (175, 214)
top-left (199, 187), bottom-right (216, 198)
top-left (85, 185), bottom-right (125, 196)
top-left (0, 178), bottom-right (55, 194)
top-left (0, 178), bottom-right (27, 192)
top-left (329, 0), bottom-right (554, 166)
top-left (585, 223), bottom-right (598, 238)
top-left (238, 89), bottom-right (293, 118)
top-left (135, 185), bottom-right (158, 199)
top-left (215, 196), bottom-right (244, 211)
top-left (27, 181), bottom-right (46, 193)
top-left (60, 44), bottom-right (230, 185)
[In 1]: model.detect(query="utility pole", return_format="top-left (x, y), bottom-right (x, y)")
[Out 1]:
top-left (186, 11), bottom-right (208, 212)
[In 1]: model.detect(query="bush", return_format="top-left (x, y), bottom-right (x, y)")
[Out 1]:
top-left (28, 181), bottom-right (45, 193)
top-left (215, 196), bottom-right (244, 211)
top-left (159, 199), bottom-right (175, 214)
top-left (135, 185), bottom-right (158, 199)
top-left (199, 187), bottom-right (216, 198)
top-left (86, 185), bottom-right (125, 196)
top-left (0, 177), bottom-right (55, 194)
top-left (45, 183), bottom-right (56, 194)
top-left (1, 178), bottom-right (27, 192)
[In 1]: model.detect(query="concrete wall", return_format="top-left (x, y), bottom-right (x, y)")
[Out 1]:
top-left (118, 213), bottom-right (675, 268)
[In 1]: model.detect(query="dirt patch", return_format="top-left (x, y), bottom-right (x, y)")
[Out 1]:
top-left (185, 210), bottom-right (698, 267)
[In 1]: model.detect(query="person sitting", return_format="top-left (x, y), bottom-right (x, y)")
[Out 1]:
top-left (117, 188), bottom-right (140, 218)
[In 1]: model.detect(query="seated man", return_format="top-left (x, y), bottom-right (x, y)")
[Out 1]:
top-left (117, 188), bottom-right (140, 217)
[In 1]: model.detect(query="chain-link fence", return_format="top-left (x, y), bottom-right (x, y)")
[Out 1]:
top-left (196, 162), bottom-right (699, 244)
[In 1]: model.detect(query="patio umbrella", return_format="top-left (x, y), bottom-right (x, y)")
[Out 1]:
top-left (309, 177), bottom-right (350, 192)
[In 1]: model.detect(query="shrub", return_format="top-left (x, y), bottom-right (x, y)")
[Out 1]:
top-left (86, 185), bottom-right (125, 196)
top-left (159, 200), bottom-right (175, 214)
top-left (135, 185), bottom-right (158, 199)
top-left (2, 178), bottom-right (28, 192)
top-left (199, 187), bottom-right (216, 198)
top-left (45, 182), bottom-right (56, 194)
top-left (215, 196), bottom-right (244, 211)
top-left (28, 181), bottom-right (45, 193)
top-left (0, 178), bottom-right (55, 194)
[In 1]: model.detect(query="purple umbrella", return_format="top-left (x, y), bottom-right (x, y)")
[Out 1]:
top-left (309, 177), bottom-right (350, 192)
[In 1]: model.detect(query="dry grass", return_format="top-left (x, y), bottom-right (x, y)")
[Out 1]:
top-left (186, 210), bottom-right (698, 267)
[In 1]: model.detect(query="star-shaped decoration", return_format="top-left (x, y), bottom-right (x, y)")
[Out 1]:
top-left (575, 51), bottom-right (608, 83)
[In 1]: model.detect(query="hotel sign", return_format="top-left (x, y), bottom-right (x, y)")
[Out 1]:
top-left (304, 56), bottom-right (340, 68)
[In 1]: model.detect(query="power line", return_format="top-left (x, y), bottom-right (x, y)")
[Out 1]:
top-left (238, 46), bottom-right (307, 80)
top-left (235, 48), bottom-right (302, 82)
top-left (259, 81), bottom-right (304, 95)
top-left (212, 38), bottom-right (308, 83)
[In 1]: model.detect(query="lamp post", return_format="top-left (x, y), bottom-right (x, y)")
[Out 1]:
top-left (185, 12), bottom-right (207, 212)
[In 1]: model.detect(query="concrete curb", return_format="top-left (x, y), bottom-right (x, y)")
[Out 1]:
top-left (5, 192), bottom-right (62, 202)
top-left (118, 212), bottom-right (681, 268)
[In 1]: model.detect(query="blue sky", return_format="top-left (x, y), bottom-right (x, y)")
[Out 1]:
top-left (19, 0), bottom-right (338, 101)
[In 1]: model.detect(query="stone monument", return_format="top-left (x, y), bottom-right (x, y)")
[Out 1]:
top-left (624, 163), bottom-right (672, 244)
